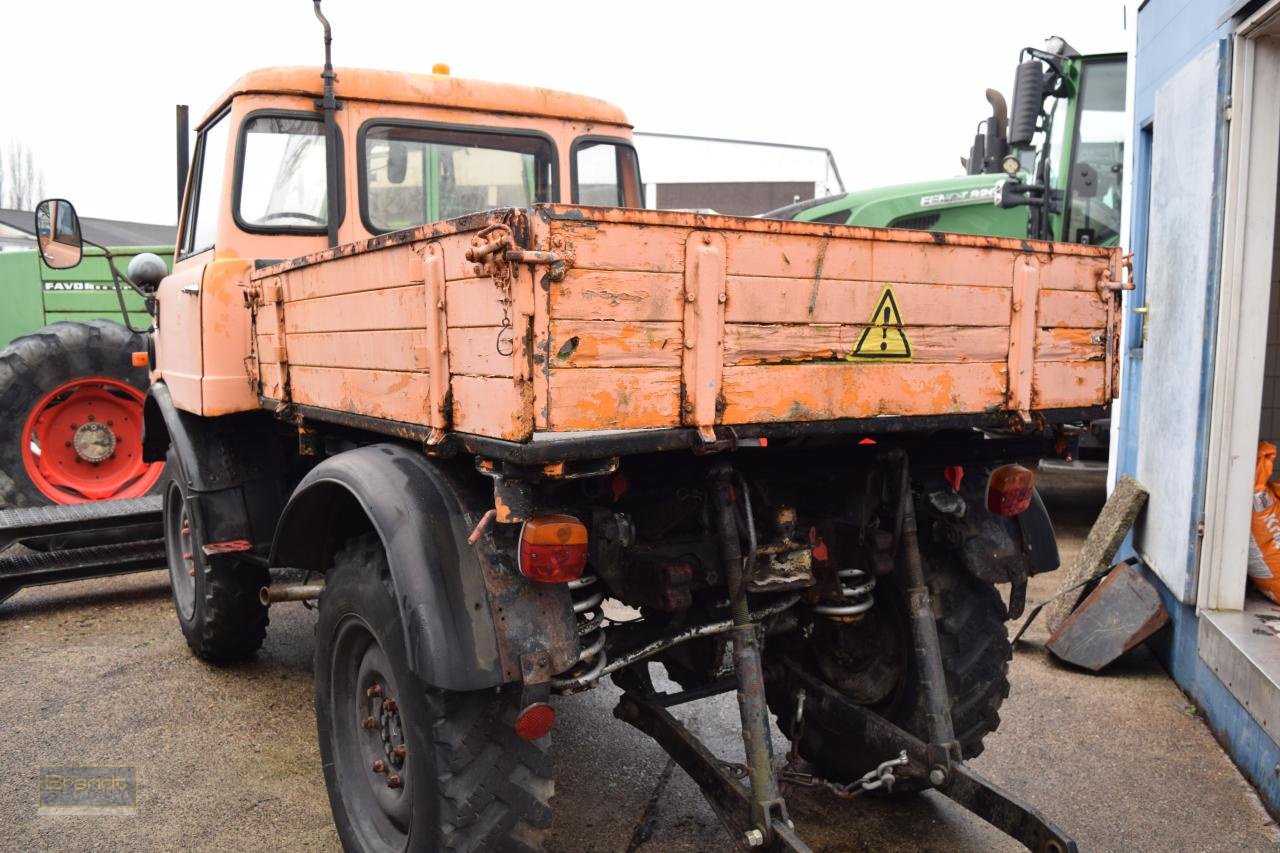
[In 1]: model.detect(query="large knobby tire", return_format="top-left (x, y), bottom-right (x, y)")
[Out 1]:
top-left (315, 533), bottom-right (552, 852)
top-left (0, 320), bottom-right (163, 507)
top-left (162, 450), bottom-right (269, 662)
top-left (767, 553), bottom-right (1010, 792)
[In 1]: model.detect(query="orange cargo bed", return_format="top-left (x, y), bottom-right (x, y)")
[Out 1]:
top-left (249, 205), bottom-right (1122, 458)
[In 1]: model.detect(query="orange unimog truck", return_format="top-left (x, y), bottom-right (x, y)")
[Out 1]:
top-left (45, 14), bottom-right (1120, 851)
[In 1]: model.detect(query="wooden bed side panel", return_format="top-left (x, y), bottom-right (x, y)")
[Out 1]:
top-left (550, 271), bottom-right (684, 321)
top-left (289, 365), bottom-right (431, 423)
top-left (283, 284), bottom-right (427, 334)
top-left (285, 330), bottom-right (423, 371)
top-left (549, 320), bottom-right (683, 368)
top-left (723, 278), bottom-right (1012, 326)
top-left (545, 367), bottom-right (681, 430)
top-left (1032, 360), bottom-right (1109, 409)
top-left (720, 362), bottom-right (1010, 424)
top-left (724, 325), bottom-right (1010, 366)
top-left (451, 375), bottom-right (529, 440)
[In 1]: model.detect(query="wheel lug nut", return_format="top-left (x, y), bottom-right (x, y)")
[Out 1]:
top-left (393, 745), bottom-right (406, 759)
top-left (87, 414), bottom-right (96, 421)
top-left (107, 420), bottom-right (113, 426)
top-left (386, 775), bottom-right (402, 789)
top-left (64, 441), bottom-right (72, 448)
top-left (69, 424), bottom-right (77, 429)
top-left (366, 683), bottom-right (382, 698)
top-left (361, 716), bottom-right (377, 730)
top-left (383, 698), bottom-right (398, 712)
top-left (371, 760), bottom-right (386, 773)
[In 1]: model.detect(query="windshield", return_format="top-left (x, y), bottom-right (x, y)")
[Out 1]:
top-left (237, 115), bottom-right (330, 231)
top-left (362, 123), bottom-right (554, 232)
top-left (1062, 59), bottom-right (1126, 244)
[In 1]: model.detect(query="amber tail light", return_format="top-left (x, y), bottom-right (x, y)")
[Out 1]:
top-left (518, 514), bottom-right (588, 583)
top-left (987, 464), bottom-right (1035, 516)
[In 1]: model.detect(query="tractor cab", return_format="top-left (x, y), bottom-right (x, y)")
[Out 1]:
top-left (768, 38), bottom-right (1127, 246)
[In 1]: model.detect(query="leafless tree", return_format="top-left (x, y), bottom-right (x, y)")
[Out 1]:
top-left (3, 142), bottom-right (45, 210)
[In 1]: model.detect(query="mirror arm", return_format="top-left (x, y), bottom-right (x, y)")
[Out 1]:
top-left (81, 236), bottom-right (154, 334)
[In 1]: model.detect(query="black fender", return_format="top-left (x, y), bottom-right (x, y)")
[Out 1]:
top-left (270, 444), bottom-right (504, 692)
top-left (141, 381), bottom-right (288, 557)
top-left (1019, 488), bottom-right (1060, 574)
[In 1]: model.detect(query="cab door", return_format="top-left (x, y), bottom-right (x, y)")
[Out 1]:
top-left (156, 112), bottom-right (232, 414)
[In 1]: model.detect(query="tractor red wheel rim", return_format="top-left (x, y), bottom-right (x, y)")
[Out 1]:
top-left (20, 376), bottom-right (162, 504)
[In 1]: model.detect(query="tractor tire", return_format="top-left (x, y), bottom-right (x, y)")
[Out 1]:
top-left (315, 533), bottom-right (553, 852)
top-left (162, 450), bottom-right (269, 662)
top-left (0, 320), bottom-right (163, 508)
top-left (767, 551), bottom-right (1011, 793)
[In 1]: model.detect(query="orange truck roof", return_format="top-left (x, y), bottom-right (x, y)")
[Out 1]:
top-left (198, 66), bottom-right (631, 128)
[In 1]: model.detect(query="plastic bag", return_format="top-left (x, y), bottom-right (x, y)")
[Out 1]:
top-left (1248, 441), bottom-right (1280, 603)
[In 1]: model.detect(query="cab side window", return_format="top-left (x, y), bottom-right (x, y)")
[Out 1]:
top-left (181, 113), bottom-right (231, 256)
top-left (572, 139), bottom-right (642, 207)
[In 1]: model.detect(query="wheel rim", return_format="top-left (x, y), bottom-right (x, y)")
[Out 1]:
top-left (331, 615), bottom-right (412, 849)
top-left (164, 481), bottom-right (196, 621)
top-left (20, 376), bottom-right (163, 504)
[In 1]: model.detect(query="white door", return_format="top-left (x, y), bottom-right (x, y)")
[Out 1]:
top-left (1133, 42), bottom-right (1227, 604)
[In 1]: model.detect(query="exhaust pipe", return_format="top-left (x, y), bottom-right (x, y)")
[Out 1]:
top-left (260, 582), bottom-right (325, 606)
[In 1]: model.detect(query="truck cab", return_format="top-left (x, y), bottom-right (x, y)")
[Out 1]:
top-left (160, 66), bottom-right (643, 416)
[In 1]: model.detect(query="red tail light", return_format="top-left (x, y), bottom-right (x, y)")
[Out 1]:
top-left (518, 514), bottom-right (588, 583)
top-left (987, 464), bottom-right (1035, 516)
top-left (514, 702), bottom-right (556, 741)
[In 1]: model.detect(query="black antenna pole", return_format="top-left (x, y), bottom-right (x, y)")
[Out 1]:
top-left (314, 1), bottom-right (340, 248)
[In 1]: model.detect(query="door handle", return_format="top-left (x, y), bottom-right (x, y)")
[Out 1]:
top-left (181, 284), bottom-right (199, 295)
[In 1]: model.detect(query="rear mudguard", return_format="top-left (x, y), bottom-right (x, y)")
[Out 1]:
top-left (271, 444), bottom-right (576, 692)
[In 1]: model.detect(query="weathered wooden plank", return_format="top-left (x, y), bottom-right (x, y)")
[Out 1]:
top-left (1037, 252), bottom-right (1111, 292)
top-left (725, 324), bottom-right (1010, 365)
top-left (725, 277), bottom-right (1011, 326)
top-left (283, 285), bottom-right (425, 334)
top-left (451, 375), bottom-right (530, 440)
top-left (720, 362), bottom-right (1008, 424)
top-left (1035, 327), bottom-right (1105, 362)
top-left (546, 367), bottom-right (681, 430)
top-left (259, 362), bottom-right (285, 400)
top-left (446, 278), bottom-right (507, 327)
top-left (549, 320), bottom-right (683, 368)
top-left (289, 365), bottom-right (429, 423)
top-left (448, 327), bottom-right (515, 377)
top-left (284, 245), bottom-right (419, 302)
top-left (255, 332), bottom-right (278, 365)
top-left (285, 330), bottom-right (422, 371)
top-left (1031, 360), bottom-right (1108, 409)
top-left (558, 220), bottom-right (687, 273)
top-left (1038, 289), bottom-right (1106, 328)
top-left (550, 270), bottom-right (684, 321)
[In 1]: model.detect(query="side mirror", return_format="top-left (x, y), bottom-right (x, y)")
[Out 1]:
top-left (35, 198), bottom-right (83, 269)
top-left (1008, 60), bottom-right (1045, 147)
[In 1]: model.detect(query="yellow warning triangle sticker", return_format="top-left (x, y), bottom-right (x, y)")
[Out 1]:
top-left (849, 286), bottom-right (912, 360)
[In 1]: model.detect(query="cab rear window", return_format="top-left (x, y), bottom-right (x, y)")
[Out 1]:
top-left (360, 122), bottom-right (555, 232)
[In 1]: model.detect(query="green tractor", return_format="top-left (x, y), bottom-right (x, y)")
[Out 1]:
top-left (0, 243), bottom-right (172, 508)
top-left (767, 38), bottom-right (1126, 246)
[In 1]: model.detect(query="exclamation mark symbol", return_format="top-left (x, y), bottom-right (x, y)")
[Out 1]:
top-left (880, 305), bottom-right (890, 351)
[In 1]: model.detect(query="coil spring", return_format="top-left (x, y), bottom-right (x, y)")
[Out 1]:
top-left (812, 568), bottom-right (876, 617)
top-left (550, 572), bottom-right (607, 692)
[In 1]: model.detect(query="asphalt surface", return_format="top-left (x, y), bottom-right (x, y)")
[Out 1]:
top-left (1, 465), bottom-right (1277, 852)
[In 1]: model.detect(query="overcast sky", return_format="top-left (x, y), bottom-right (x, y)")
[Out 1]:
top-left (1, 1), bottom-right (1126, 225)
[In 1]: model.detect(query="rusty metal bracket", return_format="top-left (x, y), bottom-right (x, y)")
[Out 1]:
top-left (421, 243), bottom-right (450, 445)
top-left (683, 232), bottom-right (728, 445)
top-left (1006, 255), bottom-right (1039, 422)
top-left (780, 658), bottom-right (1078, 853)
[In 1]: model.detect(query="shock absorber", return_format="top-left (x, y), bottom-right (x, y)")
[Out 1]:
top-left (550, 570), bottom-right (607, 692)
top-left (813, 567), bottom-right (876, 618)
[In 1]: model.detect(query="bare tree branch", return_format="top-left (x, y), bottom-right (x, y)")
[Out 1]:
top-left (4, 142), bottom-right (45, 209)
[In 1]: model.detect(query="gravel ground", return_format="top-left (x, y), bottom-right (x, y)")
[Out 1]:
top-left (1, 466), bottom-right (1276, 852)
